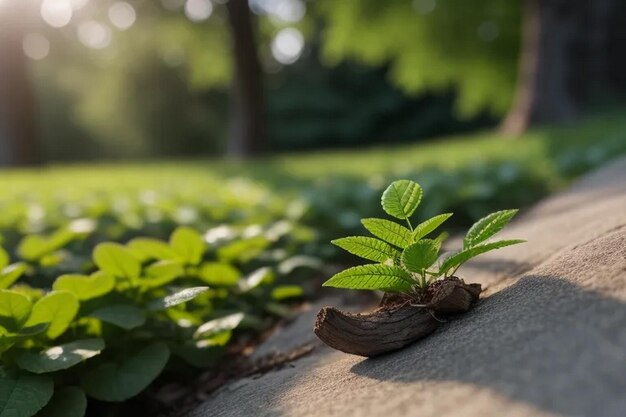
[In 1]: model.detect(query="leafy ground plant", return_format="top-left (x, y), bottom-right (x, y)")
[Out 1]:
top-left (323, 179), bottom-right (525, 297)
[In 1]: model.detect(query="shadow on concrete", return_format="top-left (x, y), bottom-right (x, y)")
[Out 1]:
top-left (351, 276), bottom-right (626, 416)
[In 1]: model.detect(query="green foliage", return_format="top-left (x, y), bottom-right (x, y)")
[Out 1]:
top-left (0, 221), bottom-right (310, 416)
top-left (324, 179), bottom-right (524, 293)
top-left (316, 0), bottom-right (522, 116)
top-left (0, 371), bottom-right (53, 417)
top-left (81, 343), bottom-right (170, 402)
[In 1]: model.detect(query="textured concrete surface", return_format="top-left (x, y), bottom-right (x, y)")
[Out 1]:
top-left (188, 157), bottom-right (626, 417)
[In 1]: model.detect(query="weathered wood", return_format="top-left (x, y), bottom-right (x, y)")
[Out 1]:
top-left (314, 278), bottom-right (481, 357)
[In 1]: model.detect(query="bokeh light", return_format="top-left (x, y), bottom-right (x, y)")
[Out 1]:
top-left (22, 33), bottom-right (50, 60)
top-left (78, 21), bottom-right (113, 49)
top-left (271, 27), bottom-right (304, 65)
top-left (184, 0), bottom-right (213, 22)
top-left (108, 2), bottom-right (136, 31)
top-left (41, 0), bottom-right (73, 28)
top-left (71, 0), bottom-right (89, 11)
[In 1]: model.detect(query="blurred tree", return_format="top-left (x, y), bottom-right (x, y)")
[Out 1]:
top-left (0, 1), bottom-right (42, 166)
top-left (225, 0), bottom-right (267, 156)
top-left (315, 0), bottom-right (626, 135)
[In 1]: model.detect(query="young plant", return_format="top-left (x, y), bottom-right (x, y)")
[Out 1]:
top-left (323, 179), bottom-right (525, 295)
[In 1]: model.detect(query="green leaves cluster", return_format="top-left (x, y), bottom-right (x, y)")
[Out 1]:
top-left (324, 180), bottom-right (524, 293)
top-left (0, 225), bottom-right (307, 417)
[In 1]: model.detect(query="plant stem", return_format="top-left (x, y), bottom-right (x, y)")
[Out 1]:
top-left (405, 217), bottom-right (413, 232)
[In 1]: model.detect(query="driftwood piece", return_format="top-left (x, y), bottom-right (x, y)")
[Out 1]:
top-left (314, 277), bottom-right (481, 357)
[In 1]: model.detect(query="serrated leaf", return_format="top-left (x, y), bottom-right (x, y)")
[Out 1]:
top-left (0, 263), bottom-right (27, 290)
top-left (401, 240), bottom-right (440, 273)
top-left (332, 236), bottom-right (399, 263)
top-left (81, 342), bottom-right (170, 402)
top-left (0, 370), bottom-right (53, 417)
top-left (93, 243), bottom-right (140, 279)
top-left (0, 248), bottom-right (8, 271)
top-left (193, 312), bottom-right (245, 339)
top-left (52, 272), bottom-right (115, 301)
top-left (147, 286), bottom-right (209, 311)
top-left (170, 227), bottom-right (205, 265)
top-left (381, 180), bottom-right (423, 220)
top-left (89, 305), bottom-right (146, 330)
top-left (0, 290), bottom-right (32, 332)
top-left (25, 291), bottom-right (79, 339)
top-left (464, 209), bottom-right (519, 249)
top-left (36, 387), bottom-right (86, 417)
top-left (323, 264), bottom-right (414, 292)
top-left (440, 239), bottom-right (526, 276)
top-left (15, 339), bottom-right (104, 374)
top-left (412, 213), bottom-right (453, 240)
top-left (361, 218), bottom-right (412, 248)
top-left (126, 238), bottom-right (179, 262)
top-left (198, 262), bottom-right (240, 286)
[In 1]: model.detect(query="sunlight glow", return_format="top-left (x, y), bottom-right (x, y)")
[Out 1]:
top-left (41, 0), bottom-right (73, 28)
top-left (23, 33), bottom-right (50, 60)
top-left (71, 0), bottom-right (89, 10)
top-left (78, 21), bottom-right (112, 49)
top-left (184, 0), bottom-right (213, 22)
top-left (109, 2), bottom-right (137, 30)
top-left (250, 0), bottom-right (306, 23)
top-left (271, 27), bottom-right (304, 65)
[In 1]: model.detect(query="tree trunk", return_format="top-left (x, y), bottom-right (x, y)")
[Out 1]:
top-left (0, 1), bottom-right (42, 166)
top-left (225, 0), bottom-right (266, 157)
top-left (501, 0), bottom-right (582, 136)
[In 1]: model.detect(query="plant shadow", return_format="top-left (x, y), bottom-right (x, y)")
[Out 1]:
top-left (350, 275), bottom-right (626, 416)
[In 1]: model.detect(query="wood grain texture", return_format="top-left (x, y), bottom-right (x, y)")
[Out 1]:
top-left (314, 277), bottom-right (481, 357)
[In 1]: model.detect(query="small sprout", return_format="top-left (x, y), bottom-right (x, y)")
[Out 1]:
top-left (323, 179), bottom-right (525, 295)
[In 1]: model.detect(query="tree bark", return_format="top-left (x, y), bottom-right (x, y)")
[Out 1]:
top-left (225, 0), bottom-right (266, 157)
top-left (0, 1), bottom-right (42, 166)
top-left (501, 0), bottom-right (582, 136)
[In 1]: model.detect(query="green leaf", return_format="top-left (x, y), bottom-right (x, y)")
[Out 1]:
top-left (381, 180), bottom-right (423, 220)
top-left (142, 260), bottom-right (184, 288)
top-left (464, 209), bottom-right (519, 248)
top-left (147, 286), bottom-right (209, 311)
top-left (36, 387), bottom-right (86, 417)
top-left (93, 243), bottom-right (141, 279)
top-left (26, 291), bottom-right (79, 339)
top-left (0, 263), bottom-right (27, 290)
top-left (412, 213), bottom-right (453, 240)
top-left (15, 339), bottom-right (104, 374)
top-left (361, 218), bottom-right (412, 248)
top-left (270, 285), bottom-right (304, 300)
top-left (89, 305), bottom-right (146, 330)
top-left (193, 312), bottom-right (244, 339)
top-left (0, 248), bottom-right (8, 270)
top-left (17, 235), bottom-right (50, 262)
top-left (440, 239), bottom-right (526, 276)
top-left (126, 238), bottom-right (178, 262)
top-left (331, 236), bottom-right (399, 263)
top-left (323, 264), bottom-right (414, 292)
top-left (52, 272), bottom-right (115, 301)
top-left (238, 267), bottom-right (274, 292)
top-left (0, 370), bottom-right (53, 417)
top-left (169, 227), bottom-right (205, 265)
top-left (0, 290), bottom-right (32, 332)
top-left (81, 342), bottom-right (170, 402)
top-left (401, 240), bottom-right (440, 273)
top-left (198, 262), bottom-right (240, 286)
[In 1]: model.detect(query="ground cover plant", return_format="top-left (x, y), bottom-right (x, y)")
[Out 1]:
top-left (0, 113), bottom-right (622, 414)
